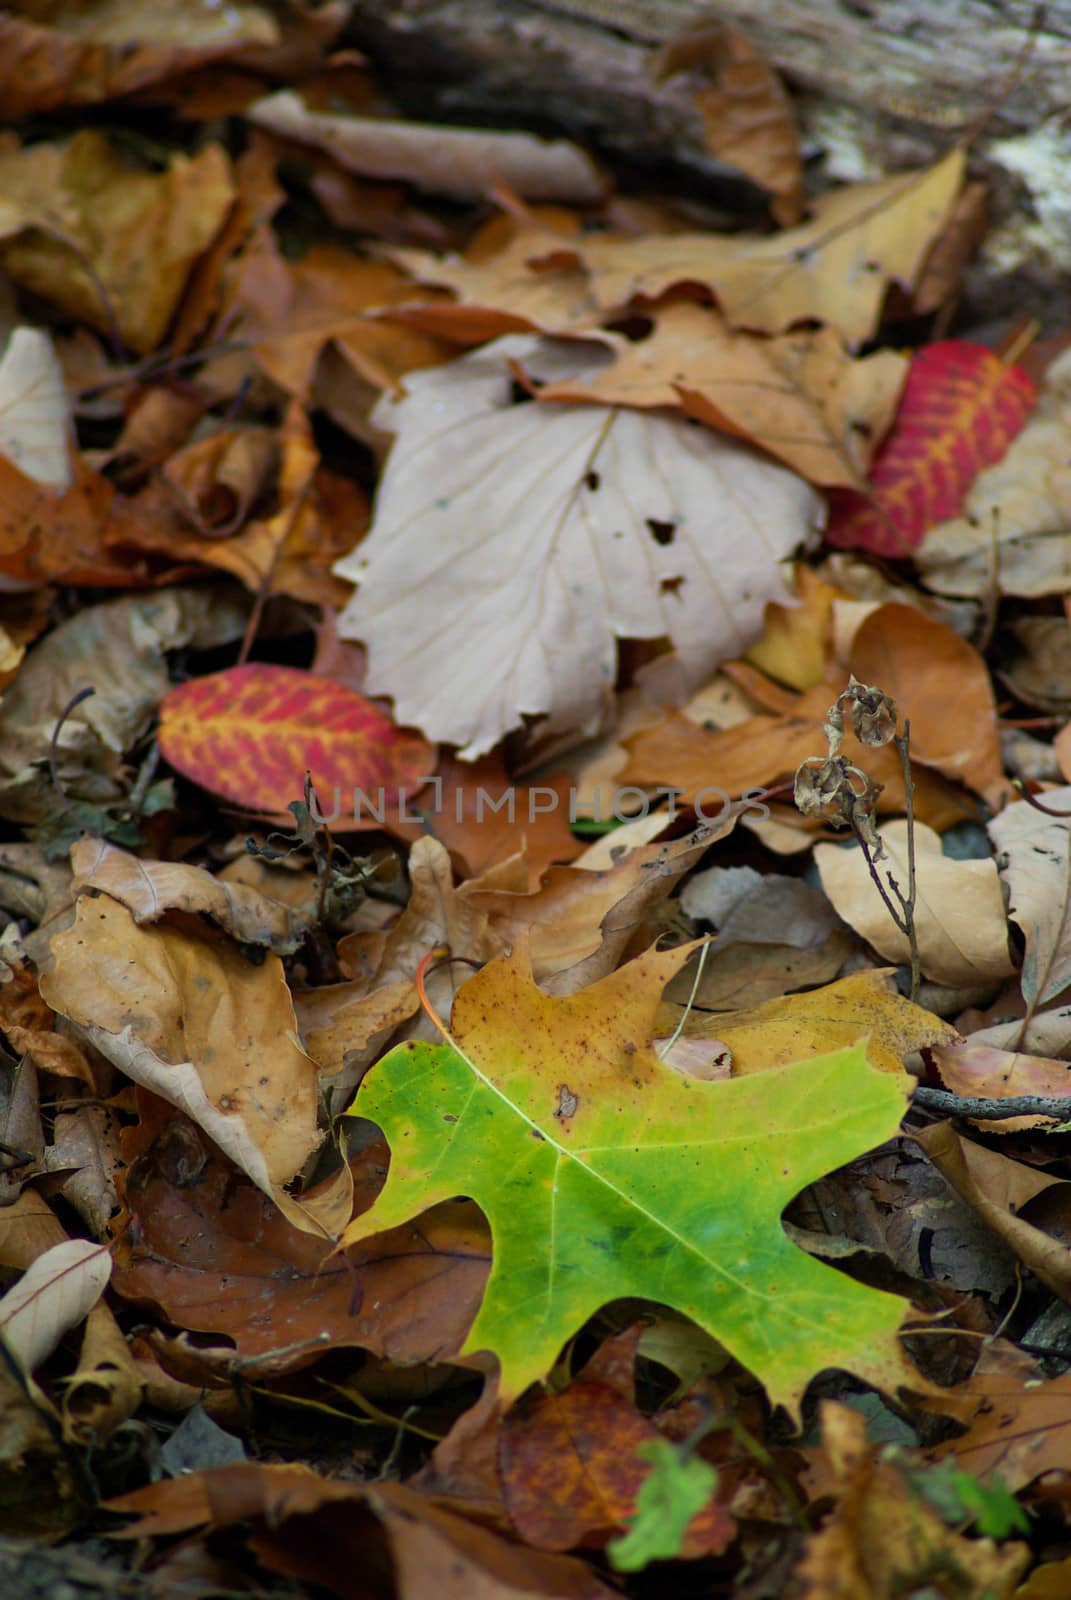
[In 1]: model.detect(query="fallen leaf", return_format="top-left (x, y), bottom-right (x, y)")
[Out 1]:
top-left (70, 837), bottom-right (312, 955)
top-left (988, 786), bottom-right (1071, 1015)
top-left (0, 131), bottom-right (235, 353)
top-left (931, 1367), bottom-right (1071, 1492)
top-left (218, 229), bottom-right (454, 404)
top-left (42, 1104), bottom-right (122, 1235)
top-left (575, 148), bottom-right (964, 342)
top-left (621, 678), bottom-right (973, 831)
top-left (0, 326), bottom-right (72, 492)
top-left (299, 836), bottom-right (506, 1102)
top-left (385, 750), bottom-right (584, 887)
top-left (848, 602), bottom-right (1008, 804)
top-left (914, 1120), bottom-right (1071, 1302)
top-left (342, 942), bottom-right (922, 1416)
top-left (41, 894), bottom-right (346, 1238)
top-left (112, 1101), bottom-right (489, 1371)
top-left (158, 663), bottom-right (435, 818)
top-left (106, 1467), bottom-right (617, 1599)
top-left (796, 1400), bottom-right (1028, 1600)
top-left (1001, 616), bottom-right (1071, 712)
top-left (461, 819), bottom-right (731, 990)
top-left (0, 1239), bottom-right (111, 1372)
top-left (535, 303), bottom-right (907, 488)
top-left (688, 969), bottom-right (957, 1078)
top-left (744, 565), bottom-right (845, 692)
top-left (335, 334), bottom-right (822, 757)
top-left (0, 586), bottom-right (248, 824)
top-left (387, 209), bottom-right (599, 342)
top-left (60, 1300), bottom-right (143, 1444)
top-left (652, 20), bottom-right (802, 225)
top-left (501, 1380), bottom-right (733, 1556)
top-left (916, 347), bottom-right (1071, 597)
top-left (0, 3), bottom-right (280, 118)
top-left (249, 90), bottom-right (609, 203)
top-left (826, 341), bottom-right (1035, 557)
top-left (815, 821), bottom-right (1016, 986)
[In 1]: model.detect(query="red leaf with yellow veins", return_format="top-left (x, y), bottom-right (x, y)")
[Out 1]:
top-left (158, 663), bottom-right (435, 815)
top-left (825, 341), bottom-right (1035, 557)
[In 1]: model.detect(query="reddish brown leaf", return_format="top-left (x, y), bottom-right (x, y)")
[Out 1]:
top-left (501, 1380), bottom-right (734, 1556)
top-left (826, 341), bottom-right (1036, 556)
top-left (106, 1467), bottom-right (617, 1599)
top-left (157, 662), bottom-right (435, 815)
top-left (112, 1102), bottom-right (489, 1371)
top-left (652, 20), bottom-right (803, 225)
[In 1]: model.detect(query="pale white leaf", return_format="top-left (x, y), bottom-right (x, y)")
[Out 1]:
top-left (335, 336), bottom-right (823, 758)
top-left (988, 785), bottom-right (1071, 1011)
top-left (0, 326), bottom-right (72, 491)
top-left (0, 1239), bottom-right (110, 1373)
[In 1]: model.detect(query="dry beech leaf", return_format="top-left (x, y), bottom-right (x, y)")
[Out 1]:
top-left (0, 131), bottom-right (235, 354)
top-left (41, 895), bottom-right (348, 1239)
top-left (914, 1121), bottom-right (1071, 1303)
top-left (621, 678), bottom-right (972, 833)
top-left (335, 334), bottom-right (822, 758)
top-left (70, 838), bottom-right (312, 956)
top-left (988, 786), bottom-right (1071, 1014)
top-left (217, 231), bottom-right (453, 405)
top-left (461, 818), bottom-right (734, 992)
top-left (60, 1300), bottom-right (143, 1444)
top-left (652, 20), bottom-right (803, 225)
top-left (848, 602), bottom-right (1009, 805)
top-left (0, 4), bottom-right (281, 119)
top-left (535, 302), bottom-right (908, 488)
top-left (249, 90), bottom-right (609, 203)
top-left (0, 1239), bottom-right (111, 1373)
top-left (815, 821), bottom-right (1016, 987)
top-left (0, 326), bottom-right (72, 492)
top-left (387, 210), bottom-right (600, 341)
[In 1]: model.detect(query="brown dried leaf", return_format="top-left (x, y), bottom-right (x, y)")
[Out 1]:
top-left (113, 1102), bottom-right (488, 1373)
top-left (536, 303), bottom-right (907, 488)
top-left (41, 895), bottom-right (347, 1238)
top-left (652, 20), bottom-right (803, 225)
top-left (70, 838), bottom-right (312, 955)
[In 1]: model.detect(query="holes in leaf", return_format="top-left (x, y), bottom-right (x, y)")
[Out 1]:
top-left (647, 518), bottom-right (676, 547)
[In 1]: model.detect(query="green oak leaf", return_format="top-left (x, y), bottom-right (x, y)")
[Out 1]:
top-left (342, 943), bottom-right (920, 1416)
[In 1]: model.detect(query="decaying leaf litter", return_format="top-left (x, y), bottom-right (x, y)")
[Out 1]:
top-left (2, 5), bottom-right (1071, 1596)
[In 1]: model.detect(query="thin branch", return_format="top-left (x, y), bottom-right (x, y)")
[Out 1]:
top-left (911, 1085), bottom-right (1071, 1122)
top-left (48, 685), bottom-right (98, 837)
top-left (897, 719), bottom-right (921, 1002)
top-left (1011, 779), bottom-right (1071, 818)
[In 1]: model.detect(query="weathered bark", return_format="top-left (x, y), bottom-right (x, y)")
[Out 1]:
top-left (345, 0), bottom-right (1071, 319)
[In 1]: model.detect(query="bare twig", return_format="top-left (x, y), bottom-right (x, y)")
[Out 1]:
top-left (48, 685), bottom-right (98, 838)
top-left (911, 1085), bottom-right (1071, 1122)
top-left (1011, 778), bottom-right (1071, 818)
